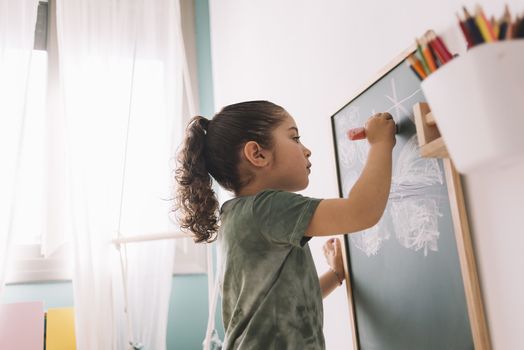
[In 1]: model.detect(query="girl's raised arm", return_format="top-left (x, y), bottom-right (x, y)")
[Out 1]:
top-left (305, 114), bottom-right (395, 237)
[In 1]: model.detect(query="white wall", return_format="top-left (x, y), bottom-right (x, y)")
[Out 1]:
top-left (208, 1), bottom-right (524, 349)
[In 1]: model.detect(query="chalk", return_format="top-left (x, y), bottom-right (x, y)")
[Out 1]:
top-left (347, 127), bottom-right (367, 140)
top-left (347, 120), bottom-right (407, 141)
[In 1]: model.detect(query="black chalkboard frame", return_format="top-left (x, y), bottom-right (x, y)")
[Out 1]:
top-left (330, 45), bottom-right (491, 350)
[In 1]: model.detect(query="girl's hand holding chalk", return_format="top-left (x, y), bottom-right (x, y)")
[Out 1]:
top-left (347, 112), bottom-right (396, 147)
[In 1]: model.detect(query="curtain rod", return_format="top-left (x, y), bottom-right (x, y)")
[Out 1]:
top-left (112, 231), bottom-right (190, 245)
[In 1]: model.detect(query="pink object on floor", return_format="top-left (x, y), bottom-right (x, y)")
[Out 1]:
top-left (0, 301), bottom-right (44, 350)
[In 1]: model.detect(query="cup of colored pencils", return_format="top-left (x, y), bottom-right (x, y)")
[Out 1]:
top-left (407, 5), bottom-right (524, 81)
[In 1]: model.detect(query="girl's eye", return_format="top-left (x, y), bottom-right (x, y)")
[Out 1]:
top-left (293, 136), bottom-right (301, 143)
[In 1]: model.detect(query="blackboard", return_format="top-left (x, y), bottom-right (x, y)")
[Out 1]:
top-left (330, 50), bottom-right (477, 350)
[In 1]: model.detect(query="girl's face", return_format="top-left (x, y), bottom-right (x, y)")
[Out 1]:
top-left (268, 114), bottom-right (312, 192)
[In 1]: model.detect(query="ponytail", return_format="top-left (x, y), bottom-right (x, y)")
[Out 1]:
top-left (175, 116), bottom-right (219, 243)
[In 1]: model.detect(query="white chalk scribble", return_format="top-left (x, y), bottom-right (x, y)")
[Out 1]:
top-left (390, 198), bottom-right (442, 256)
top-left (388, 136), bottom-right (444, 256)
top-left (349, 222), bottom-right (391, 257)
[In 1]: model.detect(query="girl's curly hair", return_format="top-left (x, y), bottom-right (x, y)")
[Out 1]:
top-left (174, 101), bottom-right (287, 243)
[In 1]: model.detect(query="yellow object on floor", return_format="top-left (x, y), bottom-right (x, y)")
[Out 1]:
top-left (46, 307), bottom-right (76, 350)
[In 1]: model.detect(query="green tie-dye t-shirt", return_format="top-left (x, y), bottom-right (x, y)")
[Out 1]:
top-left (218, 189), bottom-right (325, 350)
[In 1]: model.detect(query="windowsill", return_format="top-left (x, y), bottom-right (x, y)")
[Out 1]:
top-left (6, 238), bottom-right (208, 285)
top-left (5, 243), bottom-right (73, 285)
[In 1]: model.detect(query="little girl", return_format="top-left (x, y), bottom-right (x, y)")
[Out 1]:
top-left (175, 100), bottom-right (395, 349)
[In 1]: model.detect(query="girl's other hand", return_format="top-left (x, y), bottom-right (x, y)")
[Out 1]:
top-left (365, 112), bottom-right (396, 147)
top-left (323, 238), bottom-right (344, 276)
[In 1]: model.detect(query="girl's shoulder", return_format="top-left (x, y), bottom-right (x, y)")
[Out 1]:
top-left (221, 189), bottom-right (287, 209)
top-left (221, 189), bottom-right (311, 220)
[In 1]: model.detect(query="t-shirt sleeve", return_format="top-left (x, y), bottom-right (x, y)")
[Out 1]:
top-left (252, 190), bottom-right (322, 247)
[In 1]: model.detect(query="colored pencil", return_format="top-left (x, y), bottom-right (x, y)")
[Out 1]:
top-left (498, 20), bottom-right (508, 40)
top-left (516, 16), bottom-right (524, 38)
top-left (491, 16), bottom-right (500, 39)
top-left (419, 37), bottom-right (437, 72)
top-left (427, 30), bottom-right (453, 63)
top-left (500, 5), bottom-right (512, 40)
top-left (415, 39), bottom-right (431, 75)
top-left (407, 54), bottom-right (427, 80)
top-left (506, 21), bottom-right (515, 39)
top-left (463, 7), bottom-right (484, 45)
top-left (435, 36), bottom-right (452, 61)
top-left (475, 5), bottom-right (496, 42)
top-left (457, 13), bottom-right (474, 48)
top-left (408, 64), bottom-right (423, 80)
top-left (427, 38), bottom-right (445, 66)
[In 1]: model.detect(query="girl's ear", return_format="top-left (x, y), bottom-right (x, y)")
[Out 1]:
top-left (243, 141), bottom-right (271, 168)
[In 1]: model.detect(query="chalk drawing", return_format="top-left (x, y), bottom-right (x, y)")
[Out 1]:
top-left (388, 136), bottom-right (444, 256)
top-left (349, 220), bottom-right (391, 257)
top-left (334, 77), bottom-right (445, 257)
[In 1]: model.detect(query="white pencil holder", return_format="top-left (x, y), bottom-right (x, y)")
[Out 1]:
top-left (421, 40), bottom-right (524, 174)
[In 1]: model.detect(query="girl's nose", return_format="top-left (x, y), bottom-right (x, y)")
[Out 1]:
top-left (304, 147), bottom-right (312, 158)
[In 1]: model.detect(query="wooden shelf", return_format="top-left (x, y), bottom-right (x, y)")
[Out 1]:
top-left (425, 112), bottom-right (436, 126)
top-left (413, 102), bottom-right (449, 159)
top-left (420, 137), bottom-right (449, 158)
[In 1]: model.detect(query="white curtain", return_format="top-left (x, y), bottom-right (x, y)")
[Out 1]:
top-left (113, 241), bottom-right (175, 349)
top-left (0, 0), bottom-right (39, 297)
top-left (55, 0), bottom-right (185, 348)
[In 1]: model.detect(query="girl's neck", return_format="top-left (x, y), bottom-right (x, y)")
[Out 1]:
top-left (236, 180), bottom-right (279, 197)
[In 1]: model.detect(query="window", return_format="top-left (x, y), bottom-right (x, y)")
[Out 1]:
top-left (6, 0), bottom-right (206, 284)
top-left (5, 0), bottom-right (72, 284)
